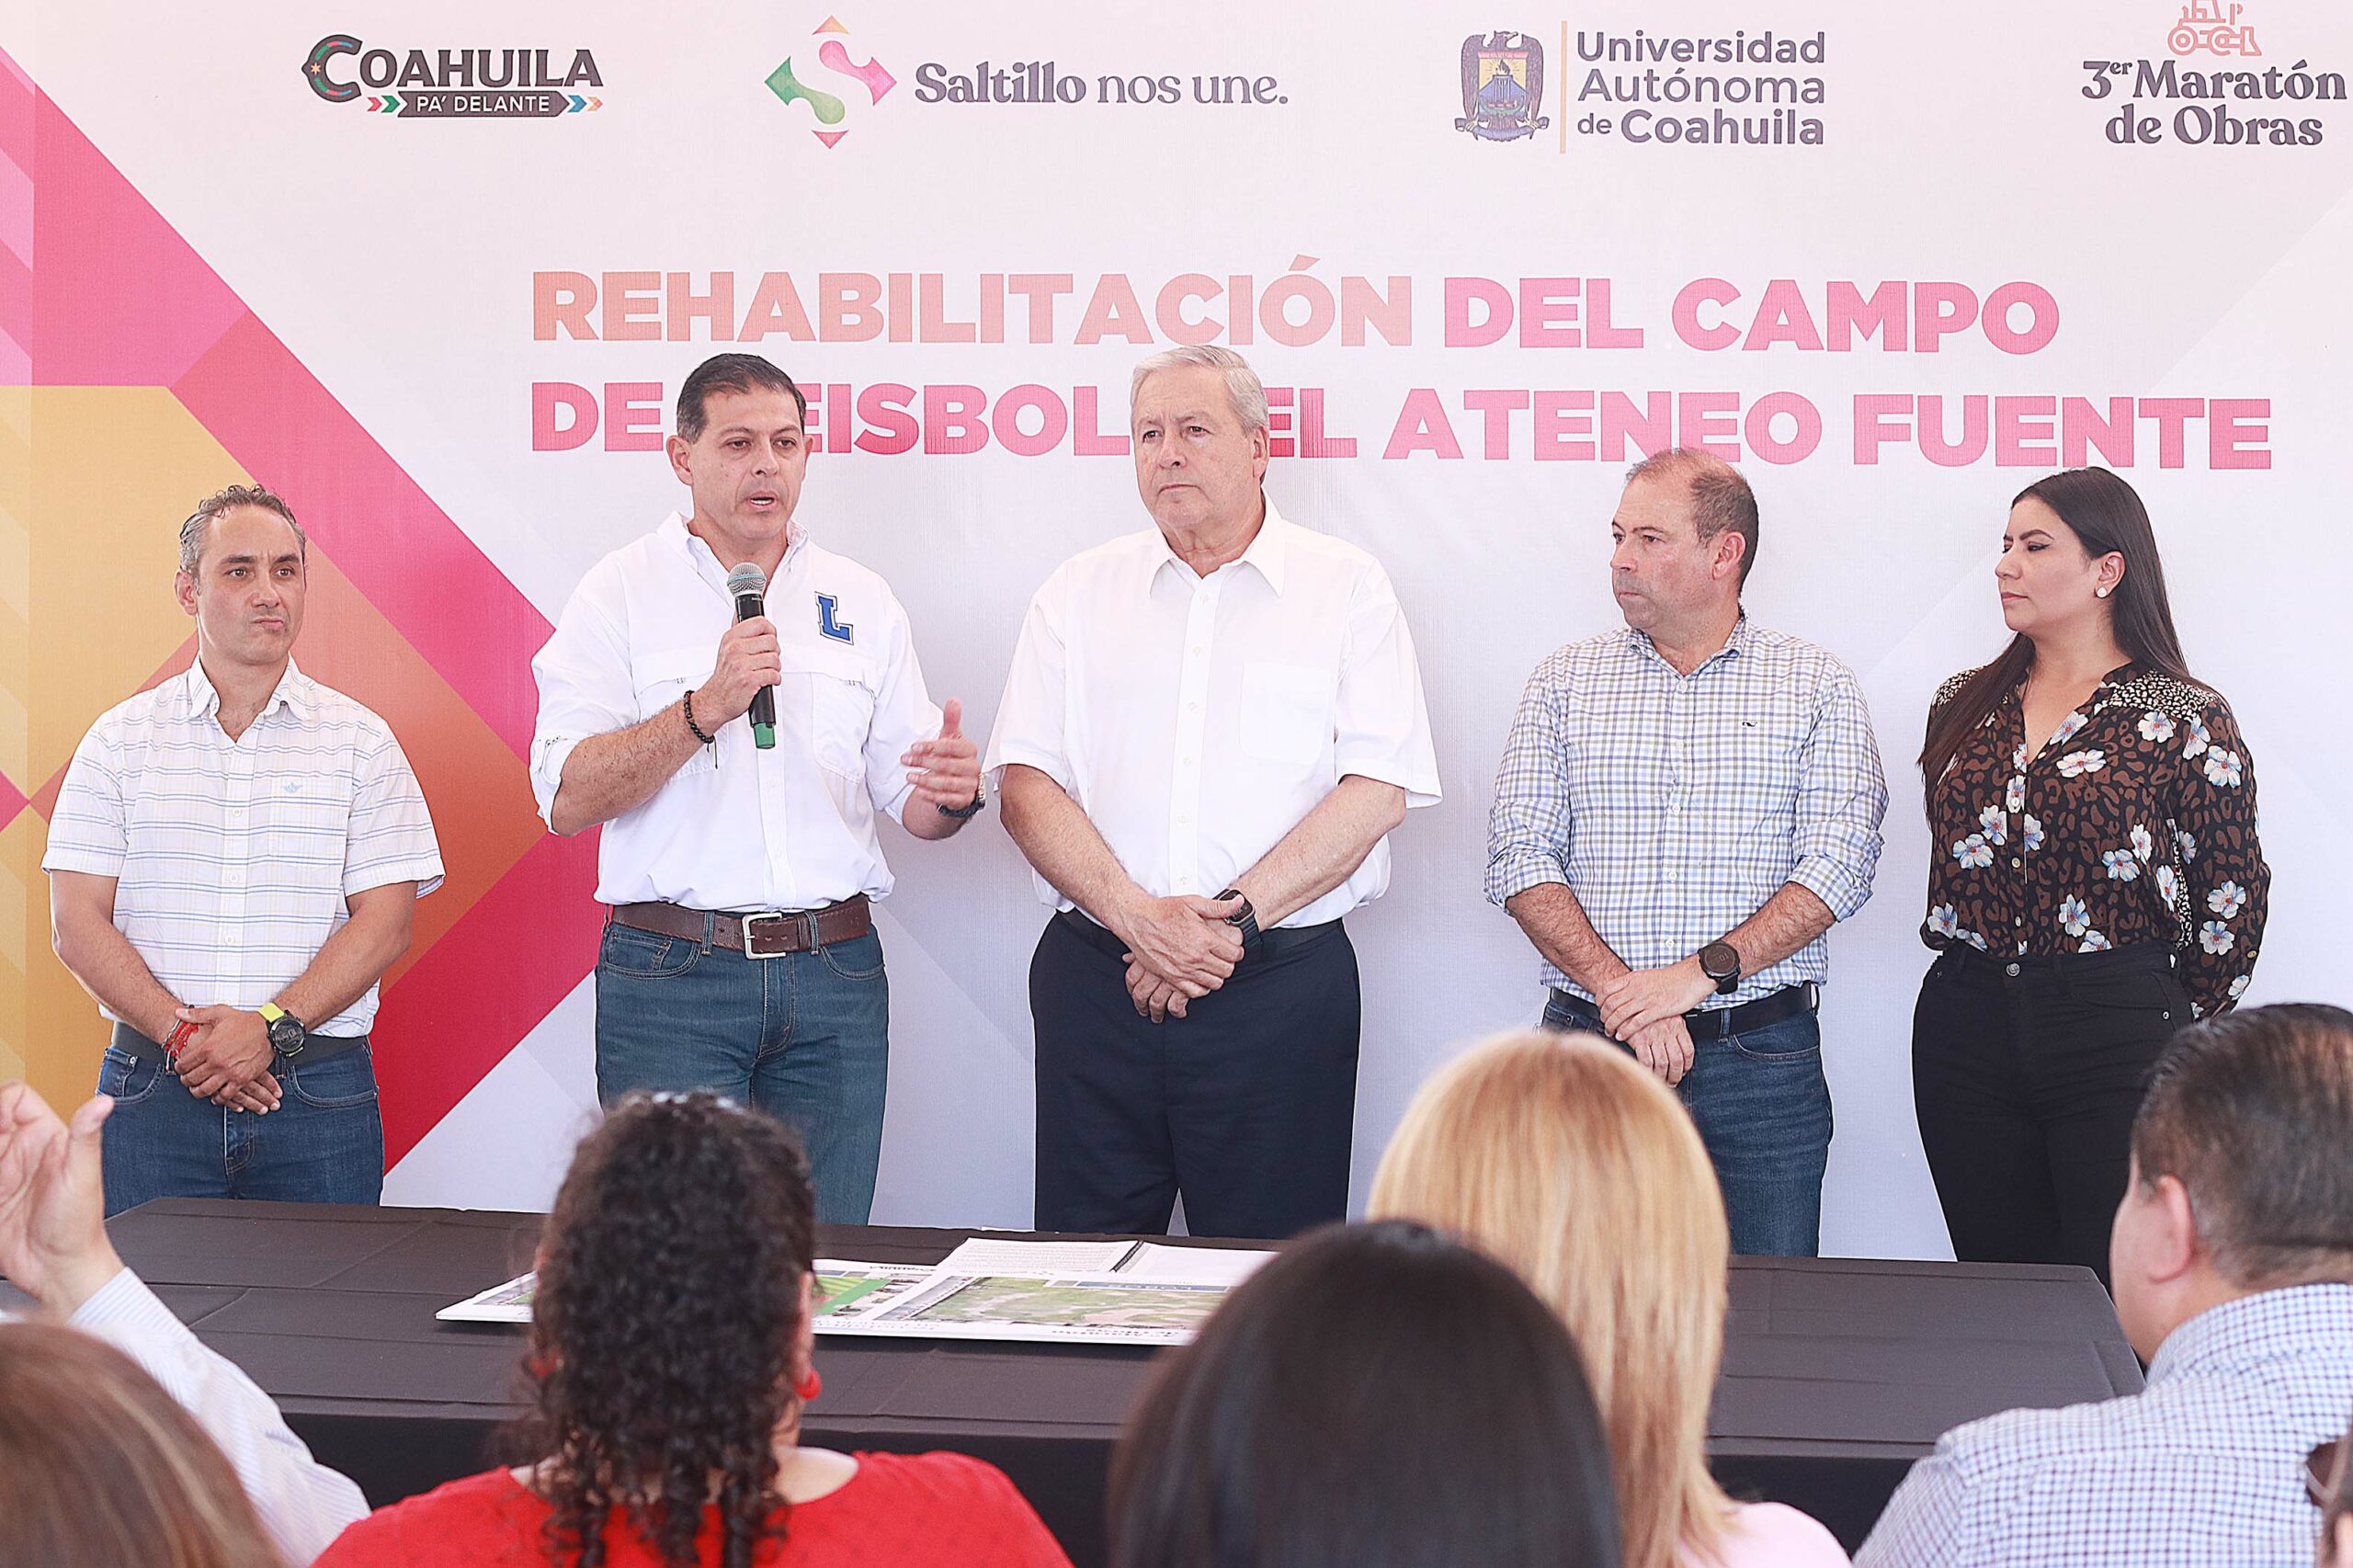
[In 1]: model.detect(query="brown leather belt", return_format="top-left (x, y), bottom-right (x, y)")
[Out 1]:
top-left (609, 896), bottom-right (871, 959)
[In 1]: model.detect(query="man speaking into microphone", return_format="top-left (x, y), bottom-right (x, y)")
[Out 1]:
top-left (530, 354), bottom-right (982, 1222)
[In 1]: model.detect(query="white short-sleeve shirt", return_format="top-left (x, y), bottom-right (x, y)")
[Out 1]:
top-left (42, 659), bottom-right (445, 1036)
top-left (984, 502), bottom-right (1440, 928)
top-left (529, 513), bottom-right (942, 912)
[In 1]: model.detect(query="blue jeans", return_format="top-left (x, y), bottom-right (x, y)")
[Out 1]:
top-left (1543, 990), bottom-right (1832, 1256)
top-left (595, 920), bottom-right (890, 1224)
top-left (97, 1037), bottom-right (385, 1216)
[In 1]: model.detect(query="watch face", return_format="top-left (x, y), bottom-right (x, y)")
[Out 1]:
top-left (1700, 942), bottom-right (1738, 980)
top-left (267, 1016), bottom-right (304, 1051)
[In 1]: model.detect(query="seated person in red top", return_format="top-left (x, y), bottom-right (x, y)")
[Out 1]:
top-left (315, 1093), bottom-right (1071, 1568)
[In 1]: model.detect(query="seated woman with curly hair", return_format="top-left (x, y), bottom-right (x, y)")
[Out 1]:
top-left (316, 1093), bottom-right (1071, 1568)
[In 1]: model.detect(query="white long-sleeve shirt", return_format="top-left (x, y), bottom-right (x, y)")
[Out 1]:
top-left (55, 1267), bottom-right (369, 1563)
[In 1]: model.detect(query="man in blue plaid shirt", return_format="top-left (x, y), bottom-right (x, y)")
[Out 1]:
top-left (1486, 449), bottom-right (1887, 1255)
top-left (1859, 1004), bottom-right (2353, 1566)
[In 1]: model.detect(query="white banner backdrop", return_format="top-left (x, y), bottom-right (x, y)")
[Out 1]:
top-left (17, 0), bottom-right (2353, 1256)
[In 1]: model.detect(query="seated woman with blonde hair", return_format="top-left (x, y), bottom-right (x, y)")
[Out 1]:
top-left (1370, 1028), bottom-right (1848, 1568)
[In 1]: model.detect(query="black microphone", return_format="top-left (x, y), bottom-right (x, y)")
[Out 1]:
top-left (724, 562), bottom-right (778, 750)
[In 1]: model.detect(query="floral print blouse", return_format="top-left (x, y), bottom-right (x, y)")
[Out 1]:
top-left (1921, 663), bottom-right (2268, 1018)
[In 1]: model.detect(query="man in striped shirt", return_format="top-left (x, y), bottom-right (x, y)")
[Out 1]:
top-left (43, 485), bottom-right (443, 1213)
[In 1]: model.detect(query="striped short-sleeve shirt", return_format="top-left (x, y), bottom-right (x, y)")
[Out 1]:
top-left (42, 659), bottom-right (444, 1037)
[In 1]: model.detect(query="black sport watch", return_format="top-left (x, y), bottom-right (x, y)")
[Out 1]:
top-left (937, 781), bottom-right (988, 820)
top-left (1697, 940), bottom-right (1743, 995)
top-left (258, 1001), bottom-right (309, 1058)
top-left (1214, 888), bottom-right (1261, 947)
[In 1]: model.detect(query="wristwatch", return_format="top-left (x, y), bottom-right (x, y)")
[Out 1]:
top-left (937, 780), bottom-right (988, 820)
top-left (257, 1001), bottom-right (309, 1059)
top-left (1213, 888), bottom-right (1261, 947)
top-left (1697, 940), bottom-right (1743, 996)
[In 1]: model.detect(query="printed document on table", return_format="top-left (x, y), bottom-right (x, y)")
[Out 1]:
top-left (1116, 1243), bottom-right (1276, 1287)
top-left (933, 1237), bottom-right (1142, 1276)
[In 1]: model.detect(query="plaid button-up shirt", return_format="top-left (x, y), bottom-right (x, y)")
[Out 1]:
top-left (1858, 1283), bottom-right (2353, 1567)
top-left (1485, 618), bottom-right (1887, 1006)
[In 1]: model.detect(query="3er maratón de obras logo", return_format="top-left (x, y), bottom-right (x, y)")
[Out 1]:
top-left (303, 34), bottom-right (605, 119)
top-left (2080, 1), bottom-right (2344, 146)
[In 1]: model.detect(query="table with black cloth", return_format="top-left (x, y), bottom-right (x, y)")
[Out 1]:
top-left (18, 1199), bottom-right (2143, 1564)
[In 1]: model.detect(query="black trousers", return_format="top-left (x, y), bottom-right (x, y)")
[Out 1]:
top-left (1030, 911), bottom-right (1359, 1240)
top-left (1912, 942), bottom-right (2192, 1284)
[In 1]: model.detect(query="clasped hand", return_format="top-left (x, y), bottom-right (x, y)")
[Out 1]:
top-left (1118, 894), bottom-right (1246, 1024)
top-left (1595, 960), bottom-right (1718, 1087)
top-left (170, 1006), bottom-right (280, 1113)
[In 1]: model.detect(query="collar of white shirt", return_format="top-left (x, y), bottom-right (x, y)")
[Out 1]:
top-left (182, 656), bottom-right (314, 724)
top-left (1141, 502), bottom-right (1293, 597)
top-left (658, 510), bottom-right (806, 595)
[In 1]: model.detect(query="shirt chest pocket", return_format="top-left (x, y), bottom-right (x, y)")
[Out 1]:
top-left (257, 772), bottom-right (358, 856)
top-left (1237, 661), bottom-right (1336, 767)
top-left (1700, 702), bottom-right (1808, 832)
top-left (788, 642), bottom-right (879, 782)
top-left (631, 646), bottom-right (718, 777)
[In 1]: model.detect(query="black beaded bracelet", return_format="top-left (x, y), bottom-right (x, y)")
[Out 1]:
top-left (682, 688), bottom-right (715, 745)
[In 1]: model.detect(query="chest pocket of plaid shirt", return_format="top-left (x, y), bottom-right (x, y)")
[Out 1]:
top-left (631, 647), bottom-right (717, 777)
top-left (260, 771), bottom-right (357, 853)
top-left (789, 642), bottom-right (878, 782)
top-left (1702, 700), bottom-right (1809, 838)
top-left (1238, 662), bottom-right (1336, 767)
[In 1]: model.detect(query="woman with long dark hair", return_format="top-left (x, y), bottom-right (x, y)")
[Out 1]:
top-left (1108, 1220), bottom-right (1622, 1568)
top-left (1914, 468), bottom-right (2268, 1280)
top-left (316, 1093), bottom-right (1070, 1568)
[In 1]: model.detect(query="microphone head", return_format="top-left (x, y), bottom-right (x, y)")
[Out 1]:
top-left (725, 562), bottom-right (768, 599)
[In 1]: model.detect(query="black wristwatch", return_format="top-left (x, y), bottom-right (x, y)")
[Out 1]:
top-left (1214, 888), bottom-right (1261, 947)
top-left (937, 780), bottom-right (988, 820)
top-left (1697, 940), bottom-right (1743, 995)
top-left (258, 1002), bottom-right (308, 1058)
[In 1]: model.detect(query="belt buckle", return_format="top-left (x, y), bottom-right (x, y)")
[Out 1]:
top-left (741, 910), bottom-right (793, 959)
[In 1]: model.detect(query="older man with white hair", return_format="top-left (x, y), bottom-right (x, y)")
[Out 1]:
top-left (986, 347), bottom-right (1441, 1239)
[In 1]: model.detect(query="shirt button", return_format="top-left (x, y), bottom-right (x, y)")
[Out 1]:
top-left (1191, 645), bottom-right (1204, 655)
top-left (2011, 858), bottom-right (2023, 869)
top-left (2005, 961), bottom-right (2021, 977)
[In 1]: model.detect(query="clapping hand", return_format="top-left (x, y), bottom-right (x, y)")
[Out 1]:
top-left (0, 1083), bottom-right (122, 1314)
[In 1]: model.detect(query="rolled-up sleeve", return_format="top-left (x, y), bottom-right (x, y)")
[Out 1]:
top-left (861, 597), bottom-right (944, 826)
top-left (1485, 658), bottom-right (1574, 905)
top-left (983, 581), bottom-right (1073, 791)
top-left (1787, 665), bottom-right (1888, 921)
top-left (69, 1268), bottom-right (369, 1565)
top-left (529, 572), bottom-right (636, 832)
top-left (1333, 563), bottom-right (1440, 807)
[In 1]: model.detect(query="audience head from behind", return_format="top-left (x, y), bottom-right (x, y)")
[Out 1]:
top-left (519, 1089), bottom-right (817, 1566)
top-left (313, 1091), bottom-right (1073, 1568)
top-left (1369, 1029), bottom-right (1848, 1568)
top-left (0, 1320), bottom-right (281, 1568)
top-left (2111, 1002), bottom-right (2353, 1363)
top-left (1108, 1219), bottom-right (1620, 1568)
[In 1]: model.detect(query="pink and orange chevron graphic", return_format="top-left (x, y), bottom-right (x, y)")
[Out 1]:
top-left (0, 47), bottom-right (601, 1165)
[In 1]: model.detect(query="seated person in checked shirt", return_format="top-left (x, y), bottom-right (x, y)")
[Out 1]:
top-left (0, 1080), bottom-right (369, 1564)
top-left (1858, 1004), bottom-right (2353, 1568)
